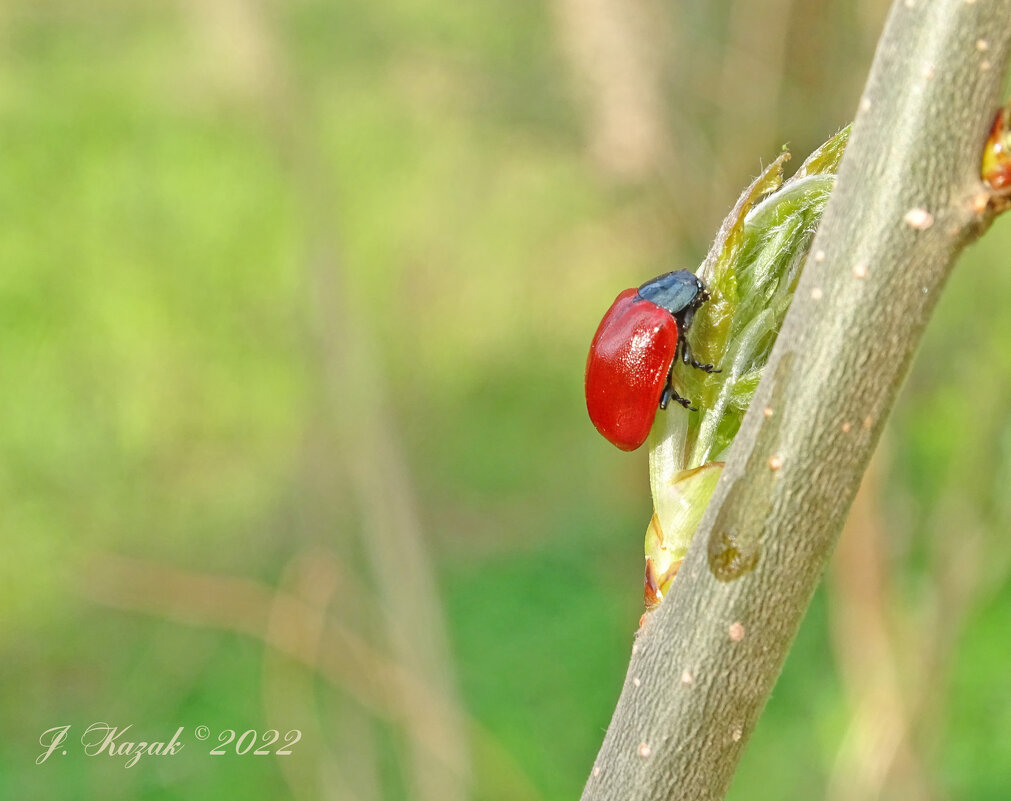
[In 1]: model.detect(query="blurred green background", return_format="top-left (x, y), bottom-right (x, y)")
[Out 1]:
top-left (3, 1), bottom-right (1010, 799)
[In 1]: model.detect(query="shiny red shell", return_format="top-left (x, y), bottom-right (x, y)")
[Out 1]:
top-left (585, 288), bottom-right (679, 451)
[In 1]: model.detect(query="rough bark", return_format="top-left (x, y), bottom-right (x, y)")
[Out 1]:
top-left (581, 1), bottom-right (1011, 799)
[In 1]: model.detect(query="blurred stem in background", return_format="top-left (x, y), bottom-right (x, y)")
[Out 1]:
top-left (551, 0), bottom-right (734, 250)
top-left (826, 452), bottom-right (937, 801)
top-left (552, 0), bottom-right (668, 182)
top-left (715, 0), bottom-right (795, 187)
top-left (829, 388), bottom-right (1011, 801)
top-left (179, 1), bottom-right (471, 798)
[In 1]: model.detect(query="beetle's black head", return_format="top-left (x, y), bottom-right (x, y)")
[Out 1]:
top-left (637, 270), bottom-right (709, 330)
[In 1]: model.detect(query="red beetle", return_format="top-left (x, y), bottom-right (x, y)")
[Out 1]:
top-left (585, 270), bottom-right (716, 451)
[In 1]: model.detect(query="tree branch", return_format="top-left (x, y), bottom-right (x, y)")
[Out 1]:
top-left (582, 1), bottom-right (1011, 799)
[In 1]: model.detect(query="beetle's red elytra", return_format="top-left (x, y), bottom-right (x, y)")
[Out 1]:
top-left (585, 270), bottom-right (715, 451)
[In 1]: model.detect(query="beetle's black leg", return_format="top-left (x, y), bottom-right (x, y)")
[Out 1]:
top-left (659, 364), bottom-right (696, 412)
top-left (681, 338), bottom-right (721, 374)
top-left (689, 357), bottom-right (720, 374)
top-left (659, 365), bottom-right (674, 410)
top-left (669, 388), bottom-right (696, 412)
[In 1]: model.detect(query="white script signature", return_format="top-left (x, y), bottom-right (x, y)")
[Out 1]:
top-left (37, 723), bottom-right (184, 768)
